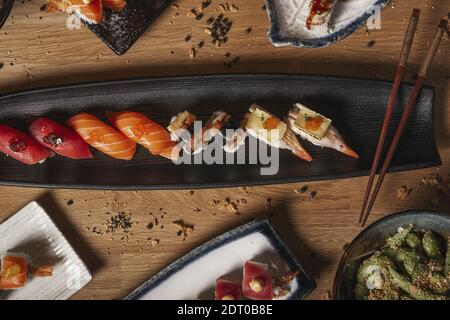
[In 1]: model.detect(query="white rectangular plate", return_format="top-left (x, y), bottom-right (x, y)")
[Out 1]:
top-left (0, 202), bottom-right (92, 300)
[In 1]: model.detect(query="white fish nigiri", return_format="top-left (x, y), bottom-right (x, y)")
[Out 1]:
top-left (287, 103), bottom-right (358, 158)
top-left (244, 104), bottom-right (312, 162)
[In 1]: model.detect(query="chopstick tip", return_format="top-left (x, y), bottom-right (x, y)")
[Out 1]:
top-left (438, 19), bottom-right (448, 28)
top-left (412, 8), bottom-right (420, 18)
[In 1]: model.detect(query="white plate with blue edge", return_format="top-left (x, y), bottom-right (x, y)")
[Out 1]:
top-left (0, 202), bottom-right (92, 300)
top-left (266, 0), bottom-right (391, 48)
top-left (126, 219), bottom-right (316, 300)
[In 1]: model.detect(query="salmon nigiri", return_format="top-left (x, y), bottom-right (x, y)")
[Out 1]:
top-left (107, 111), bottom-right (179, 161)
top-left (67, 113), bottom-right (136, 160)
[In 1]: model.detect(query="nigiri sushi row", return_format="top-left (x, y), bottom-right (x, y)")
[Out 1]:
top-left (168, 103), bottom-right (358, 161)
top-left (0, 103), bottom-right (358, 166)
top-left (0, 111), bottom-right (178, 165)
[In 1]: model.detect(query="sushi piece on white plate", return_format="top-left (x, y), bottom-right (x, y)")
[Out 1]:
top-left (287, 103), bottom-right (358, 158)
top-left (244, 104), bottom-right (312, 162)
top-left (306, 0), bottom-right (338, 30)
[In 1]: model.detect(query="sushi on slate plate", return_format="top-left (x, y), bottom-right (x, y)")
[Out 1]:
top-left (0, 125), bottom-right (54, 165)
top-left (200, 111), bottom-right (240, 151)
top-left (244, 104), bottom-right (313, 162)
top-left (67, 113), bottom-right (136, 160)
top-left (107, 111), bottom-right (179, 161)
top-left (167, 110), bottom-right (197, 153)
top-left (0, 255), bottom-right (53, 290)
top-left (168, 110), bottom-right (238, 154)
top-left (287, 103), bottom-right (358, 158)
top-left (46, 0), bottom-right (104, 24)
top-left (28, 117), bottom-right (93, 160)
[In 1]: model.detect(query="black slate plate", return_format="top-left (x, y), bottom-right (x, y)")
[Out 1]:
top-left (0, 74), bottom-right (440, 190)
top-left (83, 0), bottom-right (173, 55)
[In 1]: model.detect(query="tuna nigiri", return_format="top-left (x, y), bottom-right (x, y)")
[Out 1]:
top-left (0, 125), bottom-right (54, 165)
top-left (242, 261), bottom-right (273, 300)
top-left (107, 111), bottom-right (179, 160)
top-left (67, 113), bottom-right (136, 160)
top-left (244, 104), bottom-right (312, 162)
top-left (287, 103), bottom-right (358, 158)
top-left (215, 278), bottom-right (242, 300)
top-left (28, 117), bottom-right (93, 160)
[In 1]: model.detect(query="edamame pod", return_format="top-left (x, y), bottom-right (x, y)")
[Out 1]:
top-left (423, 230), bottom-right (442, 260)
top-left (386, 225), bottom-right (413, 248)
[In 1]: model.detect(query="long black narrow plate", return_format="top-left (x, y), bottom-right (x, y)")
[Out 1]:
top-left (0, 74), bottom-right (440, 190)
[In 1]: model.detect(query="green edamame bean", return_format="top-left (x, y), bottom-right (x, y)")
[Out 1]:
top-left (422, 230), bottom-right (442, 260)
top-left (386, 224), bottom-right (413, 248)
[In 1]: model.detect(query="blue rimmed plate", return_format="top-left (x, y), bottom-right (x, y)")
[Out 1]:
top-left (266, 0), bottom-right (391, 48)
top-left (126, 219), bottom-right (316, 300)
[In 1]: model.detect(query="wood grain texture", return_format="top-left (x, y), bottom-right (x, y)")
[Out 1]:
top-left (0, 0), bottom-right (449, 300)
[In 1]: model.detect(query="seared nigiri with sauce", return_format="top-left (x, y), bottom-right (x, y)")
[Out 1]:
top-left (306, 0), bottom-right (337, 30)
top-left (287, 103), bottom-right (358, 158)
top-left (243, 104), bottom-right (312, 162)
top-left (107, 111), bottom-right (179, 161)
top-left (67, 113), bottom-right (136, 160)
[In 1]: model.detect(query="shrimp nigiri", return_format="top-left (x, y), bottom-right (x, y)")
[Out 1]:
top-left (67, 113), bottom-right (136, 160)
top-left (107, 111), bottom-right (179, 161)
top-left (244, 104), bottom-right (312, 162)
top-left (287, 103), bottom-right (358, 158)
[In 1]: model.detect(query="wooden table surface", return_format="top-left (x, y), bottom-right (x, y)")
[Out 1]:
top-left (0, 0), bottom-right (448, 300)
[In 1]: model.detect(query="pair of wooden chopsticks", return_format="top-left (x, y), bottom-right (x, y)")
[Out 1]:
top-left (359, 10), bottom-right (448, 227)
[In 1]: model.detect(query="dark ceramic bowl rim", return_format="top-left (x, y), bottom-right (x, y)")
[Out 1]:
top-left (0, 0), bottom-right (13, 30)
top-left (332, 210), bottom-right (450, 299)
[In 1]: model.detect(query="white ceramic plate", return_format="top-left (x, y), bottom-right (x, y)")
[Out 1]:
top-left (0, 202), bottom-right (92, 300)
top-left (127, 219), bottom-right (315, 300)
top-left (267, 0), bottom-right (391, 47)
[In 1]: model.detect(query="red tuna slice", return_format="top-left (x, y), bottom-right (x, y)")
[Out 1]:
top-left (0, 125), bottom-right (54, 165)
top-left (242, 261), bottom-right (273, 300)
top-left (215, 278), bottom-right (241, 300)
top-left (28, 117), bottom-right (93, 160)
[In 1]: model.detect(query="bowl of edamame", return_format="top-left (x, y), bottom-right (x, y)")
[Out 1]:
top-left (333, 210), bottom-right (450, 300)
